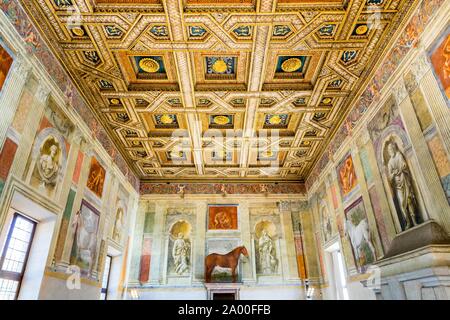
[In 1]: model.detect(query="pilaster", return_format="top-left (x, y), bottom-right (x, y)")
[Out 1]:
top-left (0, 55), bottom-right (32, 150)
top-left (149, 201), bottom-right (166, 284)
top-left (193, 201), bottom-right (207, 283)
top-left (9, 83), bottom-right (50, 178)
top-left (413, 50), bottom-right (450, 155)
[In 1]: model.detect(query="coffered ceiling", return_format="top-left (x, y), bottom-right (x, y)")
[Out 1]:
top-left (20, 0), bottom-right (416, 182)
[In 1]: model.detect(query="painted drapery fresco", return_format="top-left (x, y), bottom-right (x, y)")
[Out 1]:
top-left (208, 205), bottom-right (238, 230)
top-left (0, 44), bottom-right (13, 91)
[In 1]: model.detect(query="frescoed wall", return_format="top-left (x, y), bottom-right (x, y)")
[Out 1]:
top-left (129, 196), bottom-right (307, 300)
top-left (0, 12), bottom-right (139, 301)
top-left (306, 9), bottom-right (450, 300)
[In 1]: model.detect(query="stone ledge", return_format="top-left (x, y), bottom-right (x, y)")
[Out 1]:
top-left (383, 220), bottom-right (450, 259)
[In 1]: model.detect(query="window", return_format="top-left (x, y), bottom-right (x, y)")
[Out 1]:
top-left (0, 214), bottom-right (36, 300)
top-left (100, 255), bottom-right (112, 300)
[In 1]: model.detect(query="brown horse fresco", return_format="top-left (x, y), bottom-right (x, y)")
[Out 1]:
top-left (205, 246), bottom-right (249, 283)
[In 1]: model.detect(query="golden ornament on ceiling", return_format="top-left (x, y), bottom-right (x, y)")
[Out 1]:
top-left (213, 115), bottom-right (231, 125)
top-left (110, 98), bottom-right (121, 105)
top-left (269, 115), bottom-right (282, 125)
top-left (139, 58), bottom-right (160, 73)
top-left (211, 59), bottom-right (228, 73)
top-left (170, 151), bottom-right (184, 159)
top-left (261, 150), bottom-right (274, 158)
top-left (281, 58), bottom-right (302, 72)
top-left (160, 114), bottom-right (174, 124)
top-left (355, 25), bottom-right (368, 35)
top-left (322, 97), bottom-right (332, 105)
top-left (72, 27), bottom-right (85, 37)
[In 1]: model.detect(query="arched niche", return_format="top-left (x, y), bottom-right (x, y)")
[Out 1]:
top-left (27, 128), bottom-right (67, 198)
top-left (167, 220), bottom-right (192, 277)
top-left (377, 132), bottom-right (428, 233)
top-left (254, 220), bottom-right (279, 276)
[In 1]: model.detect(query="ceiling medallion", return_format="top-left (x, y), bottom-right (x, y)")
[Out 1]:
top-left (139, 58), bottom-right (160, 73)
top-left (269, 115), bottom-right (282, 125)
top-left (322, 97), bottom-right (332, 105)
top-left (170, 151), bottom-right (184, 159)
top-left (211, 59), bottom-right (228, 73)
top-left (281, 58), bottom-right (302, 72)
top-left (213, 115), bottom-right (231, 125)
top-left (160, 114), bottom-right (174, 124)
top-left (262, 150), bottom-right (274, 158)
top-left (355, 25), bottom-right (369, 35)
top-left (110, 98), bottom-right (121, 105)
top-left (71, 27), bottom-right (85, 37)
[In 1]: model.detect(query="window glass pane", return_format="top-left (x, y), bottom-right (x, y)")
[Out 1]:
top-left (0, 215), bottom-right (36, 300)
top-left (0, 279), bottom-right (19, 300)
top-left (1, 216), bottom-right (34, 273)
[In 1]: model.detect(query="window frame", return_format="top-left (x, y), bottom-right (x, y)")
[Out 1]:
top-left (0, 213), bottom-right (37, 300)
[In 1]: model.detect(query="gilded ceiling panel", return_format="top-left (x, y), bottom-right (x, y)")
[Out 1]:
top-left (19, 0), bottom-right (417, 182)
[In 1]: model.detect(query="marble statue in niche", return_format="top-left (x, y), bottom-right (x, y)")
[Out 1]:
top-left (113, 207), bottom-right (124, 243)
top-left (259, 230), bottom-right (277, 274)
top-left (172, 233), bottom-right (190, 274)
top-left (255, 221), bottom-right (278, 275)
top-left (384, 139), bottom-right (422, 230)
top-left (37, 137), bottom-right (61, 187)
top-left (169, 221), bottom-right (191, 275)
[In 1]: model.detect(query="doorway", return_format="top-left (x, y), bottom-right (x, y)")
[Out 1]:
top-left (325, 241), bottom-right (349, 300)
top-left (213, 292), bottom-right (236, 300)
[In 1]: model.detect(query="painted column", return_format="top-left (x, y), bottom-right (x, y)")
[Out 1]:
top-left (9, 83), bottom-right (50, 178)
top-left (351, 142), bottom-right (385, 258)
top-left (239, 200), bottom-right (254, 283)
top-left (357, 127), bottom-right (397, 249)
top-left (47, 132), bottom-right (83, 268)
top-left (412, 50), bottom-right (450, 155)
top-left (129, 201), bottom-right (150, 285)
top-left (193, 200), bottom-right (207, 283)
top-left (61, 144), bottom-right (93, 265)
top-left (0, 55), bottom-right (31, 150)
top-left (149, 201), bottom-right (166, 284)
top-left (121, 194), bottom-right (140, 297)
top-left (279, 201), bottom-right (300, 282)
top-left (395, 78), bottom-right (450, 232)
top-left (299, 203), bottom-right (323, 299)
